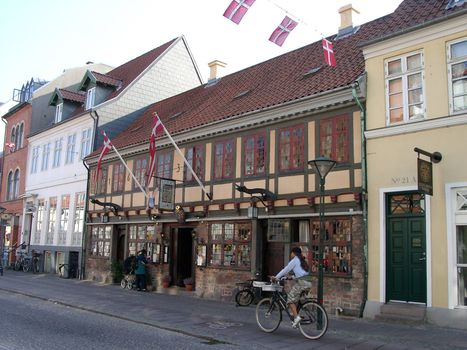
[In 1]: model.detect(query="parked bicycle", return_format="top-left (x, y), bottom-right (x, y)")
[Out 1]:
top-left (235, 272), bottom-right (264, 306)
top-left (14, 251), bottom-right (27, 272)
top-left (22, 253), bottom-right (40, 273)
top-left (255, 278), bottom-right (328, 340)
top-left (58, 263), bottom-right (77, 278)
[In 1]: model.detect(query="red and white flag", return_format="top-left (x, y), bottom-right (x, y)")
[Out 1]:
top-left (322, 38), bottom-right (337, 67)
top-left (95, 130), bottom-right (112, 183)
top-left (269, 16), bottom-right (298, 47)
top-left (5, 142), bottom-right (15, 150)
top-left (223, 0), bottom-right (256, 24)
top-left (146, 113), bottom-right (164, 185)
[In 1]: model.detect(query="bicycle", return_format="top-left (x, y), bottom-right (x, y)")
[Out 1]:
top-left (14, 251), bottom-right (26, 271)
top-left (255, 279), bottom-right (328, 340)
top-left (235, 279), bottom-right (265, 306)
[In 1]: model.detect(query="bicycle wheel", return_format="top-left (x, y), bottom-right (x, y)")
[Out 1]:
top-left (255, 298), bottom-right (282, 333)
top-left (22, 262), bottom-right (30, 273)
top-left (298, 301), bottom-right (328, 340)
top-left (14, 261), bottom-right (21, 271)
top-left (120, 279), bottom-right (127, 289)
top-left (235, 290), bottom-right (254, 306)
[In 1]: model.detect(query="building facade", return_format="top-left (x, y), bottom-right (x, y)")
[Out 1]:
top-left (362, 0), bottom-right (467, 329)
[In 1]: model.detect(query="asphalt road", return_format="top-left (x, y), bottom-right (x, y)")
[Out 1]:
top-left (0, 291), bottom-right (232, 350)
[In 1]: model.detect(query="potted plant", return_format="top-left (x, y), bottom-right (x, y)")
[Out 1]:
top-left (162, 274), bottom-right (171, 288)
top-left (183, 277), bottom-right (194, 291)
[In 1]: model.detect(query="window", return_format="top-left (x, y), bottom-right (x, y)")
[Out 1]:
top-left (267, 219), bottom-right (291, 242)
top-left (448, 38), bottom-right (467, 114)
top-left (7, 171), bottom-right (13, 200)
top-left (31, 147), bottom-right (40, 174)
top-left (89, 226), bottom-right (112, 257)
top-left (72, 193), bottom-right (85, 246)
top-left (80, 128), bottom-right (92, 159)
top-left (13, 169), bottom-right (19, 199)
top-left (58, 195), bottom-right (70, 245)
top-left (85, 88), bottom-right (96, 110)
top-left (291, 218), bottom-right (352, 276)
top-left (244, 133), bottom-right (266, 176)
top-left (279, 125), bottom-right (304, 171)
top-left (156, 152), bottom-right (173, 179)
top-left (41, 143), bottom-right (50, 171)
top-left (208, 222), bottom-right (251, 268)
top-left (456, 225), bottom-right (467, 306)
top-left (134, 158), bottom-right (148, 189)
top-left (65, 133), bottom-right (76, 164)
top-left (46, 197), bottom-right (57, 245)
top-left (17, 123), bottom-right (24, 149)
top-left (10, 127), bottom-right (16, 152)
top-left (184, 145), bottom-right (204, 182)
top-left (55, 103), bottom-right (63, 123)
top-left (112, 163), bottom-right (125, 193)
top-left (214, 140), bottom-right (234, 180)
top-left (385, 52), bottom-right (424, 124)
top-left (52, 138), bottom-right (63, 168)
top-left (320, 115), bottom-right (349, 163)
top-left (96, 167), bottom-right (108, 195)
top-left (128, 225), bottom-right (156, 260)
top-left (34, 200), bottom-right (45, 244)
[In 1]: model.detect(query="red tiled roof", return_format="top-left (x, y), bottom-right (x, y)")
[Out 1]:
top-left (91, 71), bottom-right (121, 87)
top-left (102, 0), bottom-right (467, 152)
top-left (59, 89), bottom-right (86, 103)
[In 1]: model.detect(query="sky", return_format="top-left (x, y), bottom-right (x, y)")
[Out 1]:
top-left (0, 0), bottom-right (403, 104)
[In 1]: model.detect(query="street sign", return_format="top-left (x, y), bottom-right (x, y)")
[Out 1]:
top-left (417, 158), bottom-right (433, 196)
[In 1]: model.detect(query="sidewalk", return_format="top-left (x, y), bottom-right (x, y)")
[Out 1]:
top-left (1, 272), bottom-right (466, 349)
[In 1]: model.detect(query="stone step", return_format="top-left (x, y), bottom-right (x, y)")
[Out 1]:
top-left (375, 313), bottom-right (426, 325)
top-left (380, 302), bottom-right (426, 319)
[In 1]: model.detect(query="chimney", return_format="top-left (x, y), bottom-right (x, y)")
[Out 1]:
top-left (338, 4), bottom-right (359, 35)
top-left (208, 60), bottom-right (227, 82)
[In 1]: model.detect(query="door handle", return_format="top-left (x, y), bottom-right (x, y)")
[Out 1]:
top-left (419, 252), bottom-right (426, 261)
top-left (419, 257), bottom-right (426, 261)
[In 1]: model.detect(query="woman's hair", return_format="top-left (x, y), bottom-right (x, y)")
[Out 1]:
top-left (291, 247), bottom-right (309, 272)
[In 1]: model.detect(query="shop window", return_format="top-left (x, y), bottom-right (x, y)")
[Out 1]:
top-left (267, 219), bottom-right (291, 242)
top-left (46, 198), bottom-right (57, 245)
top-left (319, 115), bottom-right (349, 163)
top-left (208, 222), bottom-right (251, 268)
top-left (58, 195), bottom-right (70, 245)
top-left (127, 225), bottom-right (157, 262)
top-left (244, 133), bottom-right (266, 176)
top-left (90, 226), bottom-right (112, 257)
top-left (292, 218), bottom-right (352, 276)
top-left (72, 193), bottom-right (85, 246)
top-left (34, 199), bottom-right (45, 244)
top-left (214, 139), bottom-right (234, 179)
top-left (278, 124), bottom-right (304, 172)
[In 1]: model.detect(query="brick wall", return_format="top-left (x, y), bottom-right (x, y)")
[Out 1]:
top-left (85, 257), bottom-right (112, 283)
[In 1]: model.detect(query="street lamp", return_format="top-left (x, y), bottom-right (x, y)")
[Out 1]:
top-left (308, 157), bottom-right (336, 307)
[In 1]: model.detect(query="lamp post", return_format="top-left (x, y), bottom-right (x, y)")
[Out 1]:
top-left (308, 157), bottom-right (336, 307)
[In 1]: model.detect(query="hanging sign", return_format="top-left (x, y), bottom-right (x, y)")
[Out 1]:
top-left (158, 178), bottom-right (176, 211)
top-left (417, 158), bottom-right (433, 196)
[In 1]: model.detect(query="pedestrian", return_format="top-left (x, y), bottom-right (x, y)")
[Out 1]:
top-left (271, 247), bottom-right (311, 328)
top-left (135, 249), bottom-right (148, 291)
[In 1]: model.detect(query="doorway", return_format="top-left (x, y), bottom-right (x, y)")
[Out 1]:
top-left (116, 225), bottom-right (127, 262)
top-left (171, 227), bottom-right (193, 287)
top-left (386, 192), bottom-right (427, 303)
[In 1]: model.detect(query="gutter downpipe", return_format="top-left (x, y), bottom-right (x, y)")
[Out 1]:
top-left (352, 76), bottom-right (368, 318)
top-left (79, 109), bottom-right (99, 280)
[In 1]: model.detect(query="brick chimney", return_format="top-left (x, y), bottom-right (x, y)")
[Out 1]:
top-left (338, 4), bottom-right (359, 37)
top-left (208, 60), bottom-right (227, 82)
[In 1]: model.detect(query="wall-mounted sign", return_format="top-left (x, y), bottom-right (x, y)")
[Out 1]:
top-left (417, 158), bottom-right (433, 196)
top-left (159, 178), bottom-right (176, 211)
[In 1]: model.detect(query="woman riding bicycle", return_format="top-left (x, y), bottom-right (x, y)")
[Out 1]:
top-left (271, 247), bottom-right (311, 328)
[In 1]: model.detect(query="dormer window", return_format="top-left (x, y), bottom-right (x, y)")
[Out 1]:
top-left (86, 87), bottom-right (96, 110)
top-left (55, 103), bottom-right (63, 123)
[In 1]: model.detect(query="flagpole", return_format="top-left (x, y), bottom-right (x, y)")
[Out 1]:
top-left (158, 121), bottom-right (212, 201)
top-left (111, 145), bottom-right (149, 199)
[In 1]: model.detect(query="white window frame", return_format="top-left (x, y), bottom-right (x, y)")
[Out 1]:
top-left (447, 37), bottom-right (467, 115)
top-left (52, 138), bottom-right (63, 168)
top-left (85, 87), bottom-right (96, 110)
top-left (31, 146), bottom-right (40, 174)
top-left (55, 103), bottom-right (63, 123)
top-left (385, 51), bottom-right (426, 126)
top-left (65, 133), bottom-right (76, 164)
top-left (72, 192), bottom-right (85, 246)
top-left (41, 143), bottom-right (50, 171)
top-left (80, 128), bottom-right (92, 159)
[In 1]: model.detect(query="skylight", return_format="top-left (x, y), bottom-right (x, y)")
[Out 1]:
top-left (233, 90), bottom-right (251, 99)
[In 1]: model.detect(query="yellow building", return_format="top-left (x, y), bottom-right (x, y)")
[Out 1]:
top-left (363, 0), bottom-right (467, 328)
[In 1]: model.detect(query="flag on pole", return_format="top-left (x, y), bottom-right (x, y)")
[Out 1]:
top-left (5, 142), bottom-right (15, 151)
top-left (146, 113), bottom-right (164, 186)
top-left (223, 0), bottom-right (256, 24)
top-left (322, 38), bottom-right (337, 67)
top-left (269, 16), bottom-right (298, 47)
top-left (95, 131), bottom-right (112, 183)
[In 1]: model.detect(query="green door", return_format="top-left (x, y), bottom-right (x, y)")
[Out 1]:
top-left (386, 193), bottom-right (427, 303)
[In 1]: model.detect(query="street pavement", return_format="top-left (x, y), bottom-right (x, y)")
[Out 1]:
top-left (0, 271), bottom-right (466, 349)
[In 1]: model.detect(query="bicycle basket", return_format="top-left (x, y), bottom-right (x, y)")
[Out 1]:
top-left (261, 283), bottom-right (283, 292)
top-left (252, 281), bottom-right (268, 288)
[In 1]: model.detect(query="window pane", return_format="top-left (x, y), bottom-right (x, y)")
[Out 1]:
top-left (105, 226), bottom-right (112, 239)
top-left (458, 267), bottom-right (467, 306)
top-left (211, 244), bottom-right (222, 265)
top-left (390, 108), bottom-right (404, 123)
top-left (389, 93), bottom-right (403, 108)
top-left (237, 244), bottom-right (251, 267)
top-left (211, 224), bottom-right (223, 241)
top-left (407, 54), bottom-right (422, 70)
top-left (256, 136), bottom-right (265, 174)
top-left (457, 226), bottom-right (467, 264)
top-left (409, 104), bottom-right (424, 118)
top-left (408, 89), bottom-right (423, 105)
top-left (389, 78), bottom-right (402, 93)
top-left (453, 79), bottom-right (467, 96)
top-left (454, 96), bottom-right (467, 112)
top-left (137, 226), bottom-right (145, 240)
top-left (452, 62), bottom-right (467, 80)
top-left (225, 223), bottom-right (234, 240)
top-left (388, 59), bottom-right (402, 75)
top-left (237, 224), bottom-right (251, 241)
top-left (451, 40), bottom-right (467, 59)
top-left (223, 244), bottom-right (236, 266)
top-left (408, 73), bottom-right (422, 89)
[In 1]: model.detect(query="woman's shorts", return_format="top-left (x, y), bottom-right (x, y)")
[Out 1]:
top-left (287, 279), bottom-right (312, 304)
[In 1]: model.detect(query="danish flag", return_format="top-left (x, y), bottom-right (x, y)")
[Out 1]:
top-left (95, 130), bottom-right (112, 183)
top-left (322, 38), bottom-right (337, 67)
top-left (223, 0), bottom-right (256, 24)
top-left (5, 142), bottom-right (15, 151)
top-left (269, 16), bottom-right (298, 47)
top-left (146, 113), bottom-right (164, 186)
